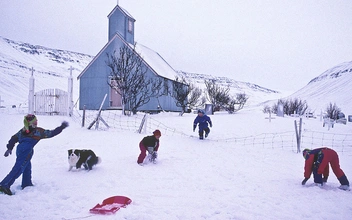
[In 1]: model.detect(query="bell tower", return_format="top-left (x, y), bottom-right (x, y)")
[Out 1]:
top-left (107, 4), bottom-right (135, 44)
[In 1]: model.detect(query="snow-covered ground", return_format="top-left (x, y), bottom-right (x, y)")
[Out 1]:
top-left (0, 107), bottom-right (351, 220)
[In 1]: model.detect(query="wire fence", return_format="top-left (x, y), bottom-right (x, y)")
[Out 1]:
top-left (73, 110), bottom-right (352, 154)
top-left (301, 130), bottom-right (352, 153)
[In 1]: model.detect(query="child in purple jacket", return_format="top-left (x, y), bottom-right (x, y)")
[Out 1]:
top-left (0, 114), bottom-right (68, 195)
top-left (193, 109), bottom-right (212, 140)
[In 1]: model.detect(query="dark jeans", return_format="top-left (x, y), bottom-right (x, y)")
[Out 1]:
top-left (198, 127), bottom-right (210, 138)
top-left (0, 145), bottom-right (33, 189)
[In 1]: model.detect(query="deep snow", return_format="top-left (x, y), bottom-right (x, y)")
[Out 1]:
top-left (0, 107), bottom-right (351, 220)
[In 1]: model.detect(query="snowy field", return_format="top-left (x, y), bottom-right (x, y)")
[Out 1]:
top-left (0, 107), bottom-right (351, 220)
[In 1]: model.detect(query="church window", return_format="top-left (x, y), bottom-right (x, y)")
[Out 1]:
top-left (128, 19), bottom-right (133, 33)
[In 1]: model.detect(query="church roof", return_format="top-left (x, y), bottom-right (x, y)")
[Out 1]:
top-left (77, 34), bottom-right (178, 81)
top-left (107, 5), bottom-right (135, 21)
top-left (133, 43), bottom-right (178, 80)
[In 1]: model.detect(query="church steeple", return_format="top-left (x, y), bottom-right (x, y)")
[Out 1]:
top-left (107, 4), bottom-right (135, 44)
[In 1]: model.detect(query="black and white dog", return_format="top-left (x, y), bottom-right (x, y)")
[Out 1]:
top-left (68, 149), bottom-right (101, 171)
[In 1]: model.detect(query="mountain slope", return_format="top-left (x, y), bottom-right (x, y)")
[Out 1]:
top-left (178, 71), bottom-right (283, 106)
top-left (284, 61), bottom-right (352, 113)
top-left (0, 36), bottom-right (93, 106)
top-left (1, 36), bottom-right (351, 114)
top-left (0, 36), bottom-right (283, 108)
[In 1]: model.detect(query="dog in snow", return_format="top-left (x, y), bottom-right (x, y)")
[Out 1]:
top-left (68, 149), bottom-right (101, 171)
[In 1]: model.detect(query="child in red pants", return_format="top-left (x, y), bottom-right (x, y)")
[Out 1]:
top-left (137, 130), bottom-right (161, 165)
top-left (301, 147), bottom-right (350, 190)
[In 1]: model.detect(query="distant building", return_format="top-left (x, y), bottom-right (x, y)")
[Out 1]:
top-left (77, 4), bottom-right (183, 112)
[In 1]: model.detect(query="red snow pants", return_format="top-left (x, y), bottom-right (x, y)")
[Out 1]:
top-left (318, 148), bottom-right (345, 178)
top-left (137, 141), bottom-right (147, 164)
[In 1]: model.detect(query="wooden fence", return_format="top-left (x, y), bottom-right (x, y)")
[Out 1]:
top-left (34, 88), bottom-right (68, 115)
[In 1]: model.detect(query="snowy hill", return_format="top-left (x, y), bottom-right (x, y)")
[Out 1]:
top-left (0, 36), bottom-right (283, 109)
top-left (1, 35), bottom-right (351, 115)
top-left (282, 61), bottom-right (352, 114)
top-left (177, 71), bottom-right (283, 106)
top-left (0, 36), bottom-right (93, 107)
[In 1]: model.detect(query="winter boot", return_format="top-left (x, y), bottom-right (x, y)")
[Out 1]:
top-left (338, 174), bottom-right (349, 186)
top-left (0, 185), bottom-right (12, 196)
top-left (338, 185), bottom-right (350, 191)
top-left (21, 183), bottom-right (34, 190)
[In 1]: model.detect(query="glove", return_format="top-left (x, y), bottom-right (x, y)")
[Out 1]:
top-left (193, 129), bottom-right (195, 132)
top-left (147, 147), bottom-right (154, 154)
top-left (60, 121), bottom-right (69, 129)
top-left (301, 178), bottom-right (309, 185)
top-left (152, 151), bottom-right (158, 160)
top-left (4, 149), bottom-right (12, 157)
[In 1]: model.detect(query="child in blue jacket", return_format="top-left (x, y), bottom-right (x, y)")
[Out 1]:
top-left (193, 109), bottom-right (212, 140)
top-left (0, 114), bottom-right (68, 195)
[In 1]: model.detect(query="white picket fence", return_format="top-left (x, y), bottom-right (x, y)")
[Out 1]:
top-left (34, 88), bottom-right (68, 115)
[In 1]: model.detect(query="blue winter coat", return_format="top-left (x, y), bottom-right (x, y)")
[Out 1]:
top-left (193, 114), bottom-right (212, 131)
top-left (6, 126), bottom-right (65, 151)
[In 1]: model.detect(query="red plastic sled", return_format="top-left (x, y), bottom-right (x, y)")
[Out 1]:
top-left (89, 196), bottom-right (132, 214)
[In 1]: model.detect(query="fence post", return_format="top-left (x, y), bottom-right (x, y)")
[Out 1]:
top-left (294, 118), bottom-right (303, 153)
top-left (82, 105), bottom-right (86, 127)
top-left (28, 67), bottom-right (35, 114)
top-left (138, 114), bottom-right (147, 134)
top-left (67, 66), bottom-right (74, 116)
top-left (88, 94), bottom-right (107, 130)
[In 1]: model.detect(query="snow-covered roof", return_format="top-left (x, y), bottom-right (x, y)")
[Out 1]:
top-left (133, 43), bottom-right (178, 80)
top-left (77, 34), bottom-right (178, 81)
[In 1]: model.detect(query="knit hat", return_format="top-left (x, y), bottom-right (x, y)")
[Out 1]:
top-left (302, 148), bottom-right (310, 159)
top-left (198, 109), bottom-right (205, 114)
top-left (153, 129), bottom-right (161, 136)
top-left (24, 114), bottom-right (37, 133)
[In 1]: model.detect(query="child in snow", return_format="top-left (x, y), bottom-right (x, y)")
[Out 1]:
top-left (301, 147), bottom-right (350, 190)
top-left (193, 109), bottom-right (212, 140)
top-left (137, 130), bottom-right (161, 165)
top-left (0, 114), bottom-right (68, 195)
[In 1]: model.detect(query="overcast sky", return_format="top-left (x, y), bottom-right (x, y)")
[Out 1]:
top-left (1, 0), bottom-right (352, 92)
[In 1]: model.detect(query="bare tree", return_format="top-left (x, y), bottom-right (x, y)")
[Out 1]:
top-left (152, 78), bottom-right (170, 112)
top-left (287, 98), bottom-right (308, 115)
top-left (271, 98), bottom-right (308, 116)
top-left (262, 105), bottom-right (272, 114)
top-left (106, 45), bottom-right (157, 115)
top-left (225, 93), bottom-right (249, 114)
top-left (204, 79), bottom-right (230, 112)
top-left (326, 102), bottom-right (341, 120)
top-left (172, 76), bottom-right (204, 116)
top-left (128, 74), bottom-right (163, 114)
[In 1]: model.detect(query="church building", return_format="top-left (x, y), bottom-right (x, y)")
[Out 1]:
top-left (77, 4), bottom-right (183, 112)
